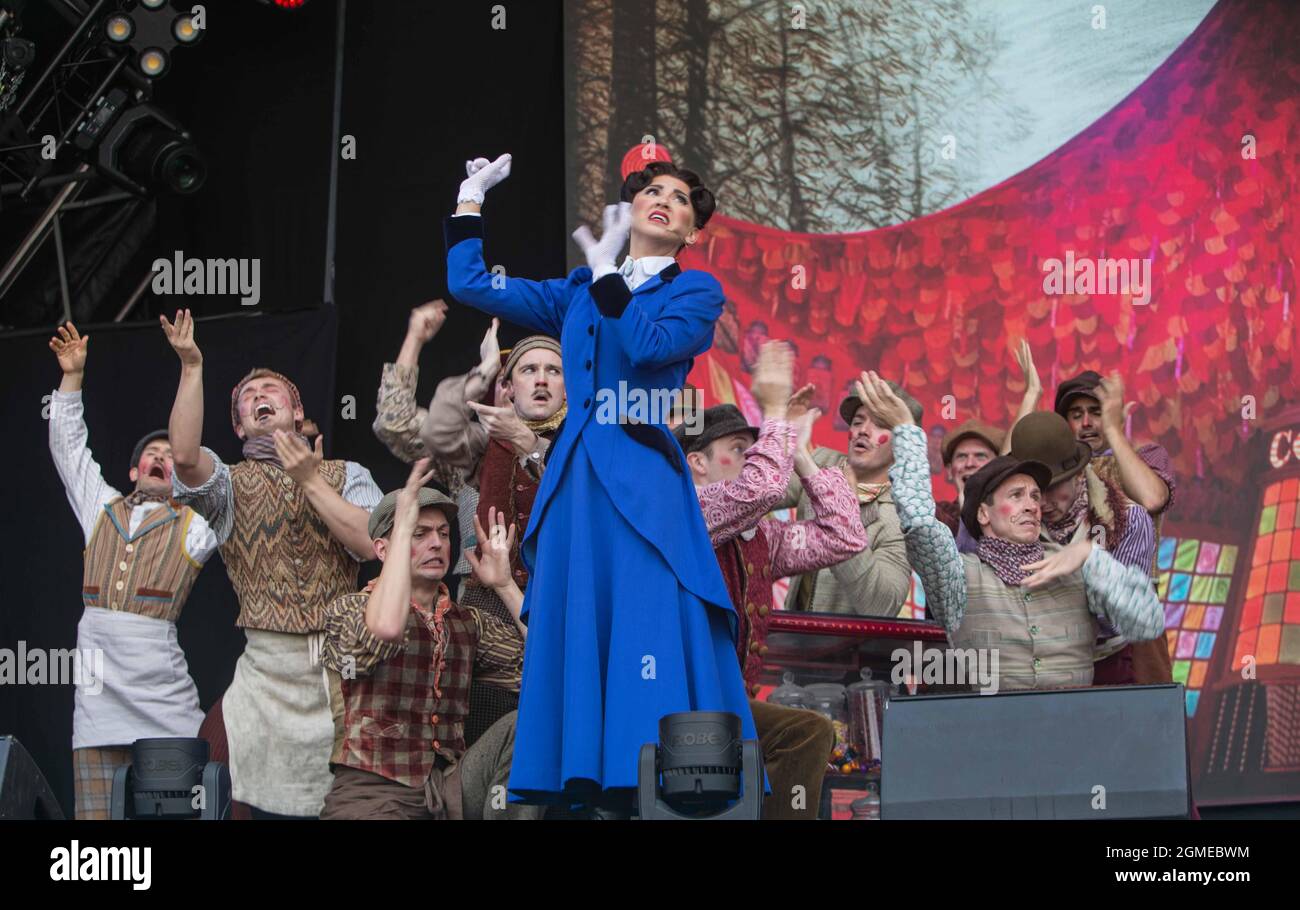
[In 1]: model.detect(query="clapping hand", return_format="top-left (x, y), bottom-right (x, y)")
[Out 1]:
top-left (572, 203), bottom-right (632, 276)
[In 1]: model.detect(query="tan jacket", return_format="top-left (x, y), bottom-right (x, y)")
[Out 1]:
top-left (779, 446), bottom-right (912, 616)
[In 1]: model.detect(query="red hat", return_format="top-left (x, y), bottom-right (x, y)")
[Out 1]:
top-left (620, 142), bottom-right (674, 181)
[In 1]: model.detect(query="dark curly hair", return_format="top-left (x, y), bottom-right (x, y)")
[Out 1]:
top-left (620, 161), bottom-right (716, 230)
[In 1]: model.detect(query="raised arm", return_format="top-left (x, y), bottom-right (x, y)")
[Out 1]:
top-left (372, 300), bottom-right (448, 464)
top-left (47, 323), bottom-right (120, 542)
top-left (1097, 373), bottom-right (1172, 513)
top-left (364, 460), bottom-right (434, 641)
top-left (1003, 339), bottom-right (1044, 454)
top-left (445, 155), bottom-right (573, 335)
top-left (161, 309), bottom-right (215, 488)
top-left (418, 320), bottom-right (500, 469)
top-left (859, 372), bottom-right (967, 633)
top-left (768, 458), bottom-right (869, 579)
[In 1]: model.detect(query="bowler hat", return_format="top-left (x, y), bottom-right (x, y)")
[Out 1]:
top-left (961, 455), bottom-right (1053, 539)
top-left (673, 404), bottom-right (758, 456)
top-left (1010, 411), bottom-right (1092, 487)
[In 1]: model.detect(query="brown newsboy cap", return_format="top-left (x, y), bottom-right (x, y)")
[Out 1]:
top-left (941, 419), bottom-right (1006, 465)
top-left (838, 380), bottom-right (923, 427)
top-left (1053, 370), bottom-right (1104, 417)
top-left (368, 487), bottom-right (458, 540)
top-left (961, 455), bottom-right (1053, 539)
top-left (1010, 411), bottom-right (1092, 487)
top-left (673, 404), bottom-right (759, 455)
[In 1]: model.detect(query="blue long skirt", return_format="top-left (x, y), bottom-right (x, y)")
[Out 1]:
top-left (507, 440), bottom-right (759, 804)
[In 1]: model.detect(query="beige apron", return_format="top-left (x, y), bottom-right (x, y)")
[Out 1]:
top-left (222, 629), bottom-right (334, 816)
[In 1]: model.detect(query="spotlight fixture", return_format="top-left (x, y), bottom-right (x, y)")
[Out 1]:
top-left (257, 0), bottom-right (311, 9)
top-left (172, 15), bottom-right (199, 43)
top-left (103, 0), bottom-right (202, 79)
top-left (138, 47), bottom-right (167, 77)
top-left (96, 103), bottom-right (207, 195)
top-left (105, 15), bottom-right (133, 43)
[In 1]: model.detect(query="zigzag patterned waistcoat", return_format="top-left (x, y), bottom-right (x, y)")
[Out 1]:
top-left (222, 459), bottom-right (358, 633)
top-left (82, 497), bottom-right (202, 623)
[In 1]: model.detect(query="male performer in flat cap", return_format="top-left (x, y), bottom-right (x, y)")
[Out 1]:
top-left (1055, 368), bottom-right (1176, 683)
top-left (319, 459), bottom-right (540, 820)
top-left (858, 372), bottom-right (1163, 690)
top-left (373, 306), bottom-right (523, 601)
top-left (162, 309), bottom-right (383, 818)
top-left (47, 321), bottom-right (219, 818)
top-left (1011, 411), bottom-right (1157, 684)
top-left (419, 319), bottom-right (565, 746)
top-left (778, 376), bottom-right (919, 616)
top-left (678, 341), bottom-right (866, 818)
top-left (935, 419), bottom-right (1005, 536)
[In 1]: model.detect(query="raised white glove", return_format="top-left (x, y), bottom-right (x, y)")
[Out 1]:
top-left (572, 202), bottom-right (632, 279)
top-left (458, 153), bottom-right (512, 205)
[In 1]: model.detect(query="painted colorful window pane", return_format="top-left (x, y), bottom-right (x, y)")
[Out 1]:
top-left (1225, 480), bottom-right (1300, 714)
top-left (1156, 534), bottom-right (1239, 717)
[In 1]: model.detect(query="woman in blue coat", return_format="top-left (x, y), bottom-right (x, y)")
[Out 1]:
top-left (445, 153), bottom-right (758, 809)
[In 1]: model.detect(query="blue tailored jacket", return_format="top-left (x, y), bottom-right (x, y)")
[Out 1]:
top-left (444, 214), bottom-right (736, 628)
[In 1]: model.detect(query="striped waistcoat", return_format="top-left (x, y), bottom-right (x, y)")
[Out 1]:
top-left (327, 592), bottom-right (479, 787)
top-left (82, 497), bottom-right (202, 623)
top-left (955, 547), bottom-right (1098, 690)
top-left (222, 459), bottom-right (358, 633)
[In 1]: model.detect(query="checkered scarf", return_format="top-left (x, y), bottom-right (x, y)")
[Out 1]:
top-left (975, 536), bottom-right (1045, 587)
top-left (1044, 479), bottom-right (1089, 546)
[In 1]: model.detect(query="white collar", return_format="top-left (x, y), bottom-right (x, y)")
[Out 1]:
top-left (617, 255), bottom-right (676, 290)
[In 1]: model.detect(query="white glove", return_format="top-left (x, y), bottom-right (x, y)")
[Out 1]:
top-left (572, 202), bottom-right (632, 279)
top-left (458, 153), bottom-right (512, 205)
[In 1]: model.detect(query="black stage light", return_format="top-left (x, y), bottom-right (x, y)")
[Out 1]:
top-left (1, 35), bottom-right (33, 69)
top-left (110, 737), bottom-right (231, 820)
top-left (637, 711), bottom-right (765, 820)
top-left (96, 103), bottom-right (206, 195)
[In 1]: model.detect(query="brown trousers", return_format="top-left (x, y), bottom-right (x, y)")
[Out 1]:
top-left (750, 700), bottom-right (835, 820)
top-left (319, 711), bottom-right (543, 820)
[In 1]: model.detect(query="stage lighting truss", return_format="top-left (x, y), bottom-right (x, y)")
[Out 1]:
top-left (0, 0), bottom-right (208, 318)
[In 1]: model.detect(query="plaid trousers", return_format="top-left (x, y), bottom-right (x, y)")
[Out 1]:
top-left (73, 746), bottom-right (132, 820)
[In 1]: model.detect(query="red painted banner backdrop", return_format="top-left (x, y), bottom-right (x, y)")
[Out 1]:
top-left (683, 0), bottom-right (1299, 491)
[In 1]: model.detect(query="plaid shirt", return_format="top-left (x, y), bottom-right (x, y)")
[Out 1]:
top-left (320, 581), bottom-right (522, 788)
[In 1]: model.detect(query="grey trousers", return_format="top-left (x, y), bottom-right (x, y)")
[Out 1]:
top-left (460, 710), bottom-right (543, 820)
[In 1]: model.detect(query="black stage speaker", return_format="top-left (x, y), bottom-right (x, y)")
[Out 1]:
top-left (881, 684), bottom-right (1190, 819)
top-left (0, 736), bottom-right (65, 819)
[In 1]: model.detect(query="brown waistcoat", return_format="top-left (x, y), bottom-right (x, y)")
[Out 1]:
top-left (222, 459), bottom-right (358, 633)
top-left (81, 497), bottom-right (202, 623)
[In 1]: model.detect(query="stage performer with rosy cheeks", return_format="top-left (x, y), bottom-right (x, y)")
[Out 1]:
top-left (445, 153), bottom-right (759, 813)
top-left (47, 322), bottom-right (219, 819)
top-left (161, 309), bottom-right (383, 819)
